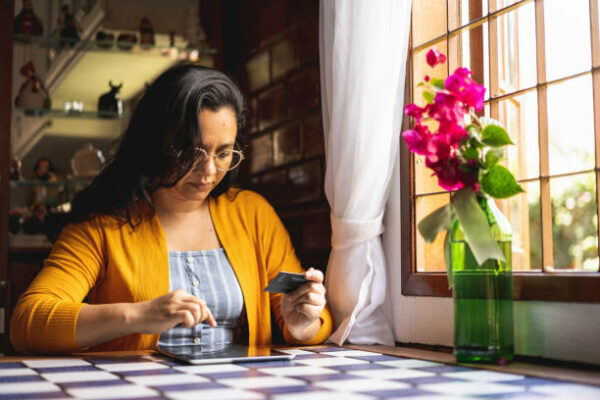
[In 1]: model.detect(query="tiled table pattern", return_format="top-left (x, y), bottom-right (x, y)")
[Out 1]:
top-left (1, 347), bottom-right (599, 399)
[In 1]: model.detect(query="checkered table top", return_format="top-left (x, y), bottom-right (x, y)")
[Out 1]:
top-left (1, 346), bottom-right (599, 399)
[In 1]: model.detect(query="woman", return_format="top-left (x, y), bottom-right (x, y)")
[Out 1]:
top-left (10, 65), bottom-right (332, 354)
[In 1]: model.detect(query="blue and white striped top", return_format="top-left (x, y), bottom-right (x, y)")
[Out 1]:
top-left (158, 249), bottom-right (245, 350)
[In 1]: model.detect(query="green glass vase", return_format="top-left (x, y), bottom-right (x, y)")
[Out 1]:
top-left (449, 196), bottom-right (514, 364)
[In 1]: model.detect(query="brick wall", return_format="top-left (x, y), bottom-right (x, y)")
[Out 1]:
top-left (230, 0), bottom-right (331, 270)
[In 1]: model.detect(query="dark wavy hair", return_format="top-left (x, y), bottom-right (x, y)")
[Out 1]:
top-left (69, 64), bottom-right (246, 228)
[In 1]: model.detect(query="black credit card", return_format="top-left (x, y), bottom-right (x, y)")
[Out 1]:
top-left (264, 271), bottom-right (308, 294)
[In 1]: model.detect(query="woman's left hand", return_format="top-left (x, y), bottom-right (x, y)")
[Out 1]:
top-left (280, 267), bottom-right (326, 341)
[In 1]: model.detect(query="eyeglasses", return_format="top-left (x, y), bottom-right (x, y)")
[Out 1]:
top-left (189, 147), bottom-right (245, 172)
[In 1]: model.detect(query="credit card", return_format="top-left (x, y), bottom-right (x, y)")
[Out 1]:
top-left (264, 271), bottom-right (308, 294)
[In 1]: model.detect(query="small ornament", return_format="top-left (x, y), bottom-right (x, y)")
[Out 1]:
top-left (139, 18), bottom-right (155, 48)
top-left (14, 0), bottom-right (44, 37)
top-left (117, 33), bottom-right (138, 50)
top-left (14, 61), bottom-right (51, 114)
top-left (71, 143), bottom-right (106, 178)
top-left (98, 81), bottom-right (123, 118)
top-left (95, 30), bottom-right (115, 49)
top-left (58, 4), bottom-right (81, 46)
top-left (32, 157), bottom-right (57, 182)
top-left (10, 156), bottom-right (24, 181)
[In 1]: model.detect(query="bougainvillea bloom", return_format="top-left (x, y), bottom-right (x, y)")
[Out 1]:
top-left (402, 123), bottom-right (434, 156)
top-left (426, 48), bottom-right (447, 68)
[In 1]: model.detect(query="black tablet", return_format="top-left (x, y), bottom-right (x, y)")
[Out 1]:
top-left (156, 344), bottom-right (295, 365)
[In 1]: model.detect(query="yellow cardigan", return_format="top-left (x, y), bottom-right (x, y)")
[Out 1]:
top-left (10, 189), bottom-right (333, 354)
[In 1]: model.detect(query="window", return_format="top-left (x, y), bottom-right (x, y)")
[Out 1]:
top-left (402, 0), bottom-right (600, 301)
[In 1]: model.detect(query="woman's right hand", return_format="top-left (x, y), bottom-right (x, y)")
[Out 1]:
top-left (130, 289), bottom-right (217, 334)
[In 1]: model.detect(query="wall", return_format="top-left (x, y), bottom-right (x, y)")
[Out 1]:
top-left (230, 0), bottom-right (331, 269)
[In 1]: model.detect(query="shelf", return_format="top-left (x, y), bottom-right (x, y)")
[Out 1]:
top-left (14, 34), bottom-right (217, 59)
top-left (14, 107), bottom-right (129, 120)
top-left (10, 179), bottom-right (90, 188)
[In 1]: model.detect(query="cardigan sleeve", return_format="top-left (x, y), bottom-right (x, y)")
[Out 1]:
top-left (10, 218), bottom-right (105, 354)
top-left (250, 193), bottom-right (333, 345)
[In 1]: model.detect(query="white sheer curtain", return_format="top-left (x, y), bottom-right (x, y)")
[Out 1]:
top-left (320, 0), bottom-right (412, 345)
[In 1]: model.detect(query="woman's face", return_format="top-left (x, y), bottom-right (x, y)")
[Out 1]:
top-left (167, 107), bottom-right (238, 203)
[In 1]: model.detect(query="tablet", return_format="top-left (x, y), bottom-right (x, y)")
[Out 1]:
top-left (156, 344), bottom-right (295, 365)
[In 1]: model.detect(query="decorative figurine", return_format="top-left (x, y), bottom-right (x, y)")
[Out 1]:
top-left (98, 81), bottom-right (123, 118)
top-left (10, 156), bottom-right (24, 181)
top-left (14, 61), bottom-right (51, 114)
top-left (117, 33), bottom-right (137, 50)
top-left (95, 30), bottom-right (115, 49)
top-left (33, 157), bottom-right (57, 182)
top-left (14, 0), bottom-right (44, 37)
top-left (71, 143), bottom-right (106, 178)
top-left (139, 18), bottom-right (155, 48)
top-left (58, 4), bottom-right (80, 46)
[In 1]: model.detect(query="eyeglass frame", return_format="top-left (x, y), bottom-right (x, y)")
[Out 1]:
top-left (188, 146), bottom-right (245, 172)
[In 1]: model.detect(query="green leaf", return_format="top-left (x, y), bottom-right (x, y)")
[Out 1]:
top-left (482, 124), bottom-right (513, 147)
top-left (417, 82), bottom-right (425, 87)
top-left (431, 78), bottom-right (445, 90)
top-left (451, 187), bottom-right (505, 265)
top-left (484, 148), bottom-right (505, 168)
top-left (462, 147), bottom-right (479, 160)
top-left (478, 116), bottom-right (502, 128)
top-left (423, 90), bottom-right (435, 104)
top-left (480, 165), bottom-right (525, 198)
top-left (417, 204), bottom-right (453, 243)
top-left (444, 230), bottom-right (453, 289)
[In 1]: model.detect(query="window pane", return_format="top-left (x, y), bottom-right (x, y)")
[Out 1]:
top-left (412, 41), bottom-right (448, 195)
top-left (495, 1), bottom-right (537, 94)
top-left (448, 0), bottom-right (488, 30)
top-left (497, 181), bottom-right (542, 271)
top-left (491, 0), bottom-right (521, 13)
top-left (544, 0), bottom-right (592, 81)
top-left (550, 173), bottom-right (599, 271)
top-left (495, 90), bottom-right (539, 180)
top-left (416, 194), bottom-right (450, 272)
top-left (448, 22), bottom-right (490, 100)
top-left (412, 0), bottom-right (447, 47)
top-left (547, 75), bottom-right (595, 176)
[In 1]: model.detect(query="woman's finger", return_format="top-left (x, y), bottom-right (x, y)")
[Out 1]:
top-left (304, 267), bottom-right (324, 283)
top-left (287, 282), bottom-right (326, 303)
top-left (180, 298), bottom-right (217, 327)
top-left (293, 303), bottom-right (324, 318)
top-left (291, 292), bottom-right (326, 307)
top-left (176, 309), bottom-right (196, 328)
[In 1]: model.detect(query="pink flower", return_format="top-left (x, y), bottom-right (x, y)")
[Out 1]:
top-left (402, 124), bottom-right (435, 156)
top-left (405, 103), bottom-right (426, 122)
top-left (461, 83), bottom-right (486, 111)
top-left (425, 134), bottom-right (452, 168)
top-left (434, 157), bottom-right (465, 191)
top-left (424, 75), bottom-right (430, 82)
top-left (439, 122), bottom-right (468, 144)
top-left (426, 49), bottom-right (447, 68)
top-left (444, 68), bottom-right (486, 111)
top-left (428, 92), bottom-right (464, 124)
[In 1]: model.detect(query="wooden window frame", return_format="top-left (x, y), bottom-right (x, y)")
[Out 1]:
top-left (401, 0), bottom-right (600, 302)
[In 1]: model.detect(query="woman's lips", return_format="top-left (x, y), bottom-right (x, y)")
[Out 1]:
top-left (190, 182), bottom-right (213, 191)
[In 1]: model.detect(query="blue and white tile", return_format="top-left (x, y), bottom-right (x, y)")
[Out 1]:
top-left (529, 383), bottom-right (600, 398)
top-left (258, 365), bottom-right (340, 376)
top-left (23, 359), bottom-right (91, 368)
top-left (218, 376), bottom-right (305, 389)
top-left (271, 391), bottom-right (375, 400)
top-left (294, 356), bottom-right (368, 367)
top-left (96, 361), bottom-right (169, 372)
top-left (444, 370), bottom-right (525, 382)
top-left (165, 388), bottom-right (265, 399)
top-left (277, 349), bottom-right (316, 355)
top-left (125, 373), bottom-right (210, 386)
top-left (312, 378), bottom-right (411, 392)
top-left (0, 381), bottom-right (61, 394)
top-left (66, 384), bottom-right (160, 399)
top-left (420, 381), bottom-right (526, 396)
top-left (172, 363), bottom-right (249, 374)
top-left (348, 366), bottom-right (435, 380)
top-left (319, 350), bottom-right (382, 358)
top-left (376, 359), bottom-right (444, 368)
top-left (0, 367), bottom-right (38, 377)
top-left (41, 370), bottom-right (118, 383)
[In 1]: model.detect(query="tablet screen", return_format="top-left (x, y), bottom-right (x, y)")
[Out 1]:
top-left (156, 344), bottom-right (295, 365)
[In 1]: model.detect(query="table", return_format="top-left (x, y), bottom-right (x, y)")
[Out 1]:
top-left (1, 346), bottom-right (599, 399)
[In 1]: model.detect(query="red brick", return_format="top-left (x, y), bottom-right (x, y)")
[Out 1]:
top-left (245, 50), bottom-right (270, 92)
top-left (259, 0), bottom-right (287, 43)
top-left (287, 159), bottom-right (321, 204)
top-left (302, 208), bottom-right (331, 252)
top-left (303, 113), bottom-right (324, 158)
top-left (258, 84), bottom-right (286, 130)
top-left (255, 169), bottom-right (288, 207)
top-left (248, 133), bottom-right (273, 174)
top-left (273, 123), bottom-right (302, 166)
top-left (247, 97), bottom-right (259, 134)
top-left (271, 34), bottom-right (299, 81)
top-left (287, 67), bottom-right (320, 118)
top-left (298, 18), bottom-right (319, 64)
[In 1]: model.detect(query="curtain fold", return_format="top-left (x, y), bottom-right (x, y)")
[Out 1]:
top-left (320, 0), bottom-right (412, 345)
